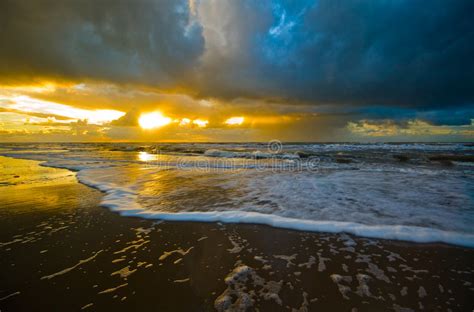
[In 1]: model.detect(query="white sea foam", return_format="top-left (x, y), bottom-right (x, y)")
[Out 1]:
top-left (104, 201), bottom-right (474, 247)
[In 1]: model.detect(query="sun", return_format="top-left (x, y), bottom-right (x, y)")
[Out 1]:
top-left (139, 111), bottom-right (171, 129)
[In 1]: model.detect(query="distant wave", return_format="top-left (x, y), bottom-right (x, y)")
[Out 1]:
top-left (204, 149), bottom-right (300, 160)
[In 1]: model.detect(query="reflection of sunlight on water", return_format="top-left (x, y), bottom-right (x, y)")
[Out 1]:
top-left (138, 152), bottom-right (154, 162)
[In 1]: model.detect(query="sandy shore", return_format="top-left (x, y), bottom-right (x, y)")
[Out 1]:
top-left (0, 157), bottom-right (473, 311)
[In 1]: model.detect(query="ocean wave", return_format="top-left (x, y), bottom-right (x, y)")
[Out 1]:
top-left (73, 163), bottom-right (474, 248)
top-left (75, 169), bottom-right (474, 248)
top-left (204, 149), bottom-right (300, 160)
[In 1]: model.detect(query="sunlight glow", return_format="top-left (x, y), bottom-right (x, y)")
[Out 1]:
top-left (2, 83), bottom-right (57, 94)
top-left (179, 118), bottom-right (191, 126)
top-left (193, 119), bottom-right (209, 127)
top-left (0, 95), bottom-right (125, 125)
top-left (225, 116), bottom-right (244, 125)
top-left (139, 111), bottom-right (172, 129)
top-left (138, 151), bottom-right (154, 161)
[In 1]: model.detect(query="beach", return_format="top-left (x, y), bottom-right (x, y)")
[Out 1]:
top-left (1, 156), bottom-right (474, 311)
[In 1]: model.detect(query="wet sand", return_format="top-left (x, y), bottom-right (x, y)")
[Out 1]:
top-left (1, 157), bottom-right (474, 311)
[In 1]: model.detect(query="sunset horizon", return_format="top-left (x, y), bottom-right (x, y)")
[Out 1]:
top-left (0, 1), bottom-right (473, 143)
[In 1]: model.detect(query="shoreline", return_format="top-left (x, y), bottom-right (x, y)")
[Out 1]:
top-left (2, 154), bottom-right (473, 249)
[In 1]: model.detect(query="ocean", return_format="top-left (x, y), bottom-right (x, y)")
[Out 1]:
top-left (1, 142), bottom-right (473, 247)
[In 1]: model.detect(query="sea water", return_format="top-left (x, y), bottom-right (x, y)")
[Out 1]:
top-left (1, 142), bottom-right (473, 247)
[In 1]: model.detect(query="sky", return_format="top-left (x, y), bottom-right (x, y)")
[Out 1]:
top-left (0, 0), bottom-right (473, 142)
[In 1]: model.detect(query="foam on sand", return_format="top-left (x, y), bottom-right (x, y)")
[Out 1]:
top-left (98, 283), bottom-right (128, 294)
top-left (215, 263), bottom-right (283, 311)
top-left (0, 291), bottom-right (21, 302)
top-left (41, 250), bottom-right (103, 280)
top-left (129, 212), bottom-right (474, 248)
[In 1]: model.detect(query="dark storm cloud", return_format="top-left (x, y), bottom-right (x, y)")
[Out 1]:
top-left (1, 0), bottom-right (473, 115)
top-left (270, 0), bottom-right (474, 108)
top-left (0, 0), bottom-right (204, 87)
top-left (196, 0), bottom-right (474, 109)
